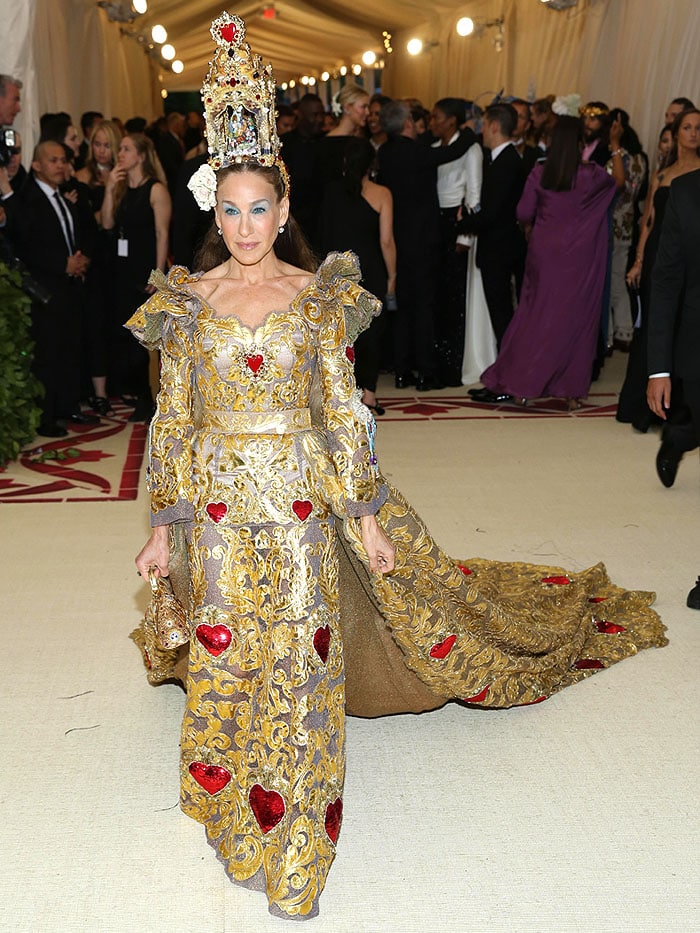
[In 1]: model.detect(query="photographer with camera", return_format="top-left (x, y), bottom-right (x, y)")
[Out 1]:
top-left (4, 140), bottom-right (97, 437)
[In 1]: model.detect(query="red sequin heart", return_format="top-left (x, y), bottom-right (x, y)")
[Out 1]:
top-left (541, 575), bottom-right (570, 585)
top-left (292, 499), bottom-right (313, 521)
top-left (595, 619), bottom-right (626, 634)
top-left (189, 762), bottom-right (232, 795)
top-left (196, 623), bottom-right (232, 657)
top-left (589, 596), bottom-right (608, 603)
top-left (325, 797), bottom-right (343, 844)
top-left (313, 625), bottom-right (331, 663)
top-left (345, 346), bottom-right (355, 362)
top-left (246, 354), bottom-right (264, 374)
top-left (429, 634), bottom-right (457, 659)
top-left (463, 684), bottom-right (490, 703)
top-left (206, 501), bottom-right (228, 523)
top-left (457, 564), bottom-right (472, 576)
top-left (219, 23), bottom-right (238, 43)
top-left (249, 784), bottom-right (285, 833)
top-left (574, 658), bottom-right (605, 670)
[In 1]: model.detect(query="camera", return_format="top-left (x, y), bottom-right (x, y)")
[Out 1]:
top-left (0, 126), bottom-right (19, 167)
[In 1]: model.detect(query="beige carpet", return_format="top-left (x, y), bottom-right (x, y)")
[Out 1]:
top-left (1, 354), bottom-right (698, 932)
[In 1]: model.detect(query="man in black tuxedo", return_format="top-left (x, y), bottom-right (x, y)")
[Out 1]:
top-left (647, 167), bottom-right (700, 609)
top-left (6, 141), bottom-right (95, 436)
top-left (457, 103), bottom-right (526, 348)
top-left (377, 99), bottom-right (477, 391)
top-left (279, 94), bottom-right (326, 250)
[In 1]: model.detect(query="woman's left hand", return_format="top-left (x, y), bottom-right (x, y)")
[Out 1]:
top-left (360, 513), bottom-right (395, 574)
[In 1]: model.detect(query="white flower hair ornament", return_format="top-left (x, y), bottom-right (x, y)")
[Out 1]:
top-left (330, 91), bottom-right (343, 118)
top-left (187, 162), bottom-right (218, 212)
top-left (552, 93), bottom-right (582, 118)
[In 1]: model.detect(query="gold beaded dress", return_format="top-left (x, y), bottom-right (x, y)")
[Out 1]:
top-left (127, 252), bottom-right (666, 921)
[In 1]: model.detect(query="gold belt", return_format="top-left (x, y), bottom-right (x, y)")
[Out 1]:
top-left (200, 408), bottom-right (312, 434)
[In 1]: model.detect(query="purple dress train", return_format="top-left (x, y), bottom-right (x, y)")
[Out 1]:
top-left (482, 162), bottom-right (617, 400)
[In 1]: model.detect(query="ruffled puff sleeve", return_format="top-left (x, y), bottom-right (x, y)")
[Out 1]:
top-left (124, 266), bottom-right (200, 527)
top-left (312, 252), bottom-right (389, 517)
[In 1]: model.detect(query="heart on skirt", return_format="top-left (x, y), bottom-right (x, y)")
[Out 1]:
top-left (429, 634), bottom-right (457, 659)
top-left (313, 625), bottom-right (331, 663)
top-left (457, 564), bottom-right (472, 576)
top-left (219, 22), bottom-right (238, 43)
top-left (345, 346), bottom-right (355, 362)
top-left (249, 783), bottom-right (286, 833)
top-left (325, 797), bottom-right (343, 844)
top-left (292, 499), bottom-right (313, 521)
top-left (189, 762), bottom-right (232, 795)
top-left (574, 658), bottom-right (605, 670)
top-left (206, 501), bottom-right (228, 523)
top-left (196, 623), bottom-right (232, 657)
top-left (541, 575), bottom-right (571, 585)
top-left (245, 354), bottom-right (264, 374)
top-left (595, 619), bottom-right (626, 634)
top-left (463, 684), bottom-right (490, 703)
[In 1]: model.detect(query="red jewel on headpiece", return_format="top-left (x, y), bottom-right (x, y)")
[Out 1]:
top-left (219, 23), bottom-right (238, 43)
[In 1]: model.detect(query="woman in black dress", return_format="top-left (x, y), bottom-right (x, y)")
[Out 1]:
top-left (102, 133), bottom-right (171, 421)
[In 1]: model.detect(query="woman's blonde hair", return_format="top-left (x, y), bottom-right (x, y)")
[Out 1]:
top-left (112, 132), bottom-right (168, 213)
top-left (338, 82), bottom-right (369, 112)
top-left (84, 120), bottom-right (122, 186)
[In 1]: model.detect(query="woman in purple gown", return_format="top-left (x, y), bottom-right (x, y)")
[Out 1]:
top-left (481, 116), bottom-right (618, 408)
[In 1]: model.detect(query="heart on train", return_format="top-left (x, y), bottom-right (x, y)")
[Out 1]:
top-left (196, 623), bottom-right (232, 657)
top-left (457, 564), bottom-right (472, 576)
top-left (313, 625), bottom-right (331, 663)
top-left (249, 783), bottom-right (286, 833)
top-left (189, 762), bottom-right (232, 795)
top-left (345, 346), bottom-right (355, 362)
top-left (325, 797), bottom-right (343, 844)
top-left (245, 354), bottom-right (264, 374)
top-left (429, 634), bottom-right (456, 659)
top-left (595, 619), bottom-right (626, 635)
top-left (463, 684), bottom-right (490, 703)
top-left (219, 22), bottom-right (238, 43)
top-left (206, 501), bottom-right (228, 523)
top-left (589, 596), bottom-right (608, 603)
top-left (541, 575), bottom-right (571, 585)
top-left (292, 499), bottom-right (313, 522)
top-left (574, 658), bottom-right (605, 670)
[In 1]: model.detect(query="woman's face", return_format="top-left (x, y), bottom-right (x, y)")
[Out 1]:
top-left (92, 129), bottom-right (113, 166)
top-left (675, 112), bottom-right (700, 151)
top-left (367, 102), bottom-right (383, 137)
top-left (117, 137), bottom-right (143, 172)
top-left (64, 124), bottom-right (80, 157)
top-left (658, 128), bottom-right (673, 158)
top-left (345, 97), bottom-right (369, 128)
top-left (215, 170), bottom-right (289, 267)
top-left (429, 107), bottom-right (455, 144)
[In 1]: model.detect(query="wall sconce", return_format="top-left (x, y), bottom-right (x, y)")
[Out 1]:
top-left (406, 37), bottom-right (439, 56)
top-left (455, 16), bottom-right (505, 51)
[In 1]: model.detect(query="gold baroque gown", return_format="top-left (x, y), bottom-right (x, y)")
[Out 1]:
top-left (127, 252), bottom-right (666, 921)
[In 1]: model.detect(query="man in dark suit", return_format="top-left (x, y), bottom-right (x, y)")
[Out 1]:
top-left (157, 111), bottom-right (186, 197)
top-left (6, 141), bottom-right (95, 436)
top-left (377, 99), bottom-right (477, 391)
top-left (279, 93), bottom-right (326, 250)
top-left (646, 167), bottom-right (700, 609)
top-left (171, 152), bottom-right (212, 269)
top-left (457, 103), bottom-right (526, 348)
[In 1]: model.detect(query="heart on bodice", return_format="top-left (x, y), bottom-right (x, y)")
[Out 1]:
top-left (313, 625), bottom-right (331, 663)
top-left (189, 762), bottom-right (232, 795)
top-left (325, 797), bottom-right (343, 844)
top-left (196, 623), bottom-right (232, 657)
top-left (429, 634), bottom-right (456, 659)
top-left (246, 354), bottom-right (264, 374)
top-left (206, 501), bottom-right (228, 523)
top-left (249, 783), bottom-right (286, 833)
top-left (292, 499), bottom-right (313, 522)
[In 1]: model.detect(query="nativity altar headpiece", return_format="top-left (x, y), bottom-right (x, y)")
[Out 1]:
top-left (187, 11), bottom-right (289, 211)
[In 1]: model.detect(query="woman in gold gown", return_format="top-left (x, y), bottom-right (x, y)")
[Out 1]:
top-left (129, 11), bottom-right (667, 924)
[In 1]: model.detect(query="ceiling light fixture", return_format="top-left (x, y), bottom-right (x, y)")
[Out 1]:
top-left (171, 59), bottom-right (184, 74)
top-left (151, 23), bottom-right (167, 44)
top-left (161, 43), bottom-right (176, 61)
top-left (362, 50), bottom-right (377, 66)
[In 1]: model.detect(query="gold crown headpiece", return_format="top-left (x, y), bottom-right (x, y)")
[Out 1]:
top-left (579, 103), bottom-right (609, 119)
top-left (188, 11), bottom-right (289, 209)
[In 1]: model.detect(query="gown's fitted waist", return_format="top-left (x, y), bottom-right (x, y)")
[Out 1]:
top-left (199, 408), bottom-right (312, 434)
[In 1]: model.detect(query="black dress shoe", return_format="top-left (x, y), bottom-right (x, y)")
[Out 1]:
top-left (366, 402), bottom-right (385, 416)
top-left (37, 421), bottom-right (69, 438)
top-left (88, 396), bottom-right (113, 416)
top-left (687, 577), bottom-right (700, 610)
top-left (470, 387), bottom-right (512, 403)
top-left (655, 439), bottom-right (682, 488)
top-left (394, 372), bottom-right (416, 389)
top-left (61, 412), bottom-right (100, 425)
top-left (128, 402), bottom-right (156, 423)
top-left (416, 376), bottom-right (445, 392)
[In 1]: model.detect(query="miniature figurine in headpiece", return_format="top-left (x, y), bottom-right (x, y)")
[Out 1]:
top-left (188, 11), bottom-right (289, 211)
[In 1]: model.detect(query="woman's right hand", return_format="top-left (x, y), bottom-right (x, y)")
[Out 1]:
top-left (107, 165), bottom-right (126, 188)
top-left (135, 526), bottom-right (170, 578)
top-left (626, 259), bottom-right (642, 289)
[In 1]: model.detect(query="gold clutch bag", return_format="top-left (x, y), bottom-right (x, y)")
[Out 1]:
top-left (145, 568), bottom-right (189, 650)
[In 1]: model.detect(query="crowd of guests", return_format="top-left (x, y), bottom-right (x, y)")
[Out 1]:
top-left (0, 70), bottom-right (697, 442)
